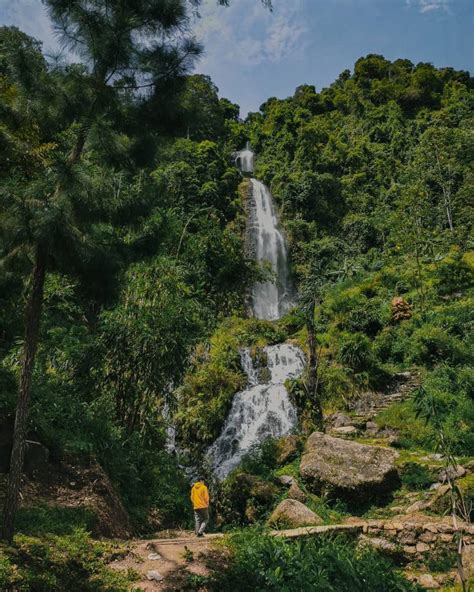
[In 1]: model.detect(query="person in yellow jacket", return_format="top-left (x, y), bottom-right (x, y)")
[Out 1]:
top-left (190, 477), bottom-right (210, 537)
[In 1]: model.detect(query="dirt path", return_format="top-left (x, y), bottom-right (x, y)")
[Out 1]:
top-left (110, 524), bottom-right (365, 590)
top-left (110, 532), bottom-right (223, 591)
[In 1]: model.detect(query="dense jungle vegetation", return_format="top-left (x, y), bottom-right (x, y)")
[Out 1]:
top-left (0, 0), bottom-right (472, 589)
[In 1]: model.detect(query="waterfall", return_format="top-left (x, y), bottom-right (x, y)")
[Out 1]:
top-left (235, 141), bottom-right (254, 174)
top-left (236, 144), bottom-right (293, 320)
top-left (207, 344), bottom-right (304, 478)
top-left (205, 145), bottom-right (304, 479)
top-left (249, 179), bottom-right (293, 320)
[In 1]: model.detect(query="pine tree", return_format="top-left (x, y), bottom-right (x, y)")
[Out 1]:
top-left (0, 0), bottom-right (200, 542)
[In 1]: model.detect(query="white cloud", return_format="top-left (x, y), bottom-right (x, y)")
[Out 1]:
top-left (406, 0), bottom-right (452, 14)
top-left (193, 0), bottom-right (308, 68)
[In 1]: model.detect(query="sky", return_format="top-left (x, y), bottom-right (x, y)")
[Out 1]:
top-left (0, 0), bottom-right (472, 116)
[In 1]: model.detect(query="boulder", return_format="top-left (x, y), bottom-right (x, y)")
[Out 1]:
top-left (275, 435), bottom-right (299, 465)
top-left (287, 482), bottom-right (307, 503)
top-left (268, 499), bottom-right (323, 528)
top-left (300, 432), bottom-right (399, 500)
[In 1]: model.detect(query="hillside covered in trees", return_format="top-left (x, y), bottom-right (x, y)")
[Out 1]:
top-left (0, 1), bottom-right (473, 589)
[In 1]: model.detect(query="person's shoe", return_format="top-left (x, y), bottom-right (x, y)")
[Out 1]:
top-left (197, 532), bottom-right (204, 538)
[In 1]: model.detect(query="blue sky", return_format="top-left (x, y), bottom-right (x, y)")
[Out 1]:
top-left (0, 0), bottom-right (472, 115)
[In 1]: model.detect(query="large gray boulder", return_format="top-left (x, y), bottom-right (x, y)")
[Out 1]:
top-left (268, 499), bottom-right (323, 528)
top-left (300, 432), bottom-right (399, 500)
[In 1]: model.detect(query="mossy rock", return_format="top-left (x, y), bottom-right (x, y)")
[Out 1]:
top-left (275, 435), bottom-right (301, 465)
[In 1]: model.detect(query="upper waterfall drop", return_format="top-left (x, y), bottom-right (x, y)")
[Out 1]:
top-left (236, 144), bottom-right (293, 320)
top-left (235, 141), bottom-right (254, 173)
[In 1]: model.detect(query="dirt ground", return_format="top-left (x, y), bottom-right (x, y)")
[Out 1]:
top-left (110, 531), bottom-right (224, 591)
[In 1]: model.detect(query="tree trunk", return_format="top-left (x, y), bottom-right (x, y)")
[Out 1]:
top-left (1, 246), bottom-right (47, 542)
top-left (306, 302), bottom-right (323, 429)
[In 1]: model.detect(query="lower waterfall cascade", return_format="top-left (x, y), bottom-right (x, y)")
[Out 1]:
top-left (207, 344), bottom-right (304, 478)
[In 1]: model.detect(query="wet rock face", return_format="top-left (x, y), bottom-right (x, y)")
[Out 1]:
top-left (300, 432), bottom-right (400, 500)
top-left (268, 498), bottom-right (323, 528)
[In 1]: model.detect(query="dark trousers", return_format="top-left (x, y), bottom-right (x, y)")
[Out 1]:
top-left (194, 508), bottom-right (209, 535)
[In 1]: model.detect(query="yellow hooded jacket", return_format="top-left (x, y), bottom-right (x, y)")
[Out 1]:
top-left (191, 481), bottom-right (209, 510)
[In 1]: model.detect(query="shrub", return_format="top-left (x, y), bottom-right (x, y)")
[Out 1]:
top-left (433, 247), bottom-right (474, 296)
top-left (205, 531), bottom-right (421, 591)
top-left (400, 462), bottom-right (435, 491)
top-left (407, 324), bottom-right (467, 367)
top-left (337, 332), bottom-right (375, 372)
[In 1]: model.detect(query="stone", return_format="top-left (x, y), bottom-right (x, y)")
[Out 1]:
top-left (440, 533), bottom-right (453, 542)
top-left (147, 553), bottom-right (161, 561)
top-left (400, 531), bottom-right (417, 545)
top-left (268, 499), bottom-right (323, 529)
top-left (420, 532), bottom-right (436, 543)
top-left (403, 545), bottom-right (417, 555)
top-left (276, 435), bottom-right (299, 465)
top-left (250, 480), bottom-right (277, 502)
top-left (287, 482), bottom-right (307, 503)
top-left (416, 542), bottom-right (430, 553)
top-left (366, 421), bottom-right (378, 432)
top-left (146, 571), bottom-right (164, 582)
top-left (424, 524), bottom-right (439, 534)
top-left (300, 432), bottom-right (399, 499)
top-left (438, 465), bottom-right (466, 483)
top-left (405, 500), bottom-right (428, 513)
top-left (358, 535), bottom-right (399, 557)
top-left (333, 414), bottom-right (353, 428)
top-left (417, 574), bottom-right (440, 589)
top-left (462, 545), bottom-right (474, 579)
top-left (427, 484), bottom-right (453, 514)
top-left (331, 426), bottom-right (358, 436)
top-left (276, 475), bottom-right (296, 486)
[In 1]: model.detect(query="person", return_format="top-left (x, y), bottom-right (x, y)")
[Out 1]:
top-left (190, 477), bottom-right (210, 537)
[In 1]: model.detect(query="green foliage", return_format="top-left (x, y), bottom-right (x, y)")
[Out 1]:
top-left (399, 462), bottom-right (435, 491)
top-left (433, 248), bottom-right (474, 296)
top-left (337, 332), bottom-right (375, 372)
top-left (14, 506), bottom-right (97, 537)
top-left (204, 531), bottom-right (421, 592)
top-left (174, 318), bottom-right (289, 450)
top-left (0, 529), bottom-right (136, 591)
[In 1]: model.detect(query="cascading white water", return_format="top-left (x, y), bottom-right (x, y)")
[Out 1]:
top-left (206, 145), bottom-right (303, 479)
top-left (235, 144), bottom-right (293, 320)
top-left (250, 179), bottom-right (293, 320)
top-left (207, 344), bottom-right (304, 478)
top-left (235, 141), bottom-right (254, 173)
